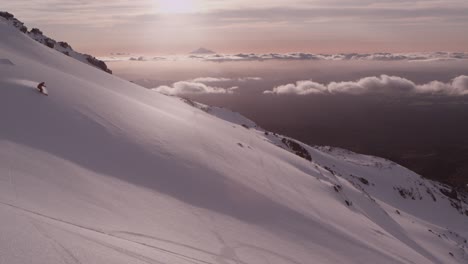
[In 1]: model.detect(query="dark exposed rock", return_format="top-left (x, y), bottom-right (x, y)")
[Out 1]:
top-left (86, 56), bottom-right (112, 74)
top-left (44, 38), bottom-right (55, 48)
top-left (281, 138), bottom-right (312, 161)
top-left (333, 185), bottom-right (342, 193)
top-left (0, 11), bottom-right (14, 20)
top-left (324, 166), bottom-right (335, 175)
top-left (426, 187), bottom-right (437, 202)
top-left (395, 186), bottom-right (419, 200)
top-left (450, 200), bottom-right (461, 211)
top-left (358, 177), bottom-right (369, 185)
top-left (30, 28), bottom-right (43, 35)
top-left (398, 189), bottom-right (407, 198)
top-left (18, 25), bottom-right (27, 33)
top-left (181, 98), bottom-right (197, 107)
top-left (440, 188), bottom-right (459, 201)
top-left (1, 12), bottom-right (27, 33)
top-left (58, 41), bottom-right (71, 49)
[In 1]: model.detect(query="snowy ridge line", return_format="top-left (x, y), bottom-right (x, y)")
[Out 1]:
top-left (180, 97), bottom-right (258, 129)
top-left (186, 95), bottom-right (468, 217)
top-left (182, 96), bottom-right (468, 215)
top-left (0, 11), bottom-right (112, 74)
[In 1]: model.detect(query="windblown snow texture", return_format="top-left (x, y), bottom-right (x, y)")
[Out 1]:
top-left (0, 16), bottom-right (467, 264)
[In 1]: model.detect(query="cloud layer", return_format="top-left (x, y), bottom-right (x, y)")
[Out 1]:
top-left (152, 76), bottom-right (262, 95)
top-left (153, 81), bottom-right (238, 95)
top-left (101, 52), bottom-right (468, 63)
top-left (264, 75), bottom-right (468, 96)
top-left (192, 52), bottom-right (468, 62)
top-left (190, 77), bottom-right (262, 82)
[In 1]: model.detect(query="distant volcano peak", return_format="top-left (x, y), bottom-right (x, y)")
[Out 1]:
top-left (190, 47), bottom-right (216, 54)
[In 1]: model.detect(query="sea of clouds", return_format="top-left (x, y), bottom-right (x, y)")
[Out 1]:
top-left (264, 75), bottom-right (468, 96)
top-left (101, 52), bottom-right (468, 63)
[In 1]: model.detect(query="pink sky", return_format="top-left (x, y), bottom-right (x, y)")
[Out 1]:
top-left (3, 0), bottom-right (468, 55)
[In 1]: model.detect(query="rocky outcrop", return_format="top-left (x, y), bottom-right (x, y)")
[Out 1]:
top-left (85, 56), bottom-right (112, 74)
top-left (0, 11), bottom-right (27, 33)
top-left (281, 138), bottom-right (312, 161)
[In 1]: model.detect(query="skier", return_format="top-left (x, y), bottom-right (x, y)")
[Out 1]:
top-left (37, 82), bottom-right (46, 94)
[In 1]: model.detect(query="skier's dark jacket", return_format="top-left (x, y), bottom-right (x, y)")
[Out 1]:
top-left (37, 82), bottom-right (46, 92)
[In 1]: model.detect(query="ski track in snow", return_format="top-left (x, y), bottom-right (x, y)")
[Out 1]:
top-left (0, 201), bottom-right (224, 264)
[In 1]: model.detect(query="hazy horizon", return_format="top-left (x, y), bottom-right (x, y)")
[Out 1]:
top-left (3, 0), bottom-right (468, 55)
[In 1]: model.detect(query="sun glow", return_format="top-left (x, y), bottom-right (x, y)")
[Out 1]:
top-left (156, 0), bottom-right (197, 14)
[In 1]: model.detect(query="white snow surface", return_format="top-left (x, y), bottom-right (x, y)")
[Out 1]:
top-left (0, 18), bottom-right (467, 264)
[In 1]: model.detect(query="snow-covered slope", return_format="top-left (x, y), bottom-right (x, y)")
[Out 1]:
top-left (0, 12), bottom-right (112, 74)
top-left (0, 17), bottom-right (467, 264)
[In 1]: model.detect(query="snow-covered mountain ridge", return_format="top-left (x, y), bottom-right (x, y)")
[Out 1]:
top-left (0, 15), bottom-right (467, 264)
top-left (182, 97), bottom-right (468, 215)
top-left (0, 11), bottom-right (112, 74)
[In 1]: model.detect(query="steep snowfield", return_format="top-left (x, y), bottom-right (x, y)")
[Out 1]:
top-left (0, 18), bottom-right (467, 264)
